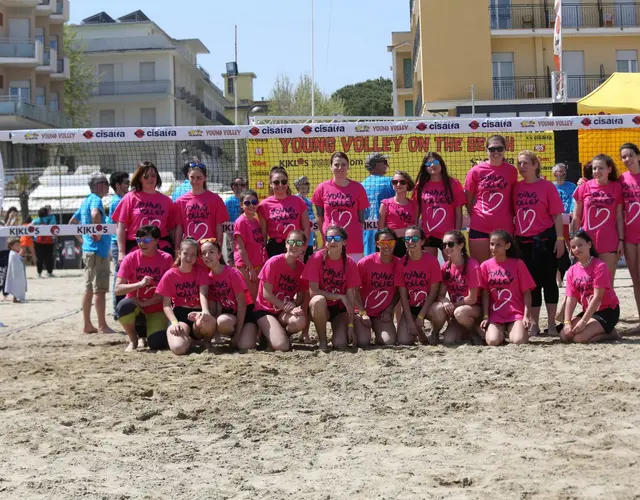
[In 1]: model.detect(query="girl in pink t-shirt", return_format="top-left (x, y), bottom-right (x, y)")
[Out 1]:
top-left (431, 230), bottom-right (483, 346)
top-left (415, 152), bottom-right (466, 257)
top-left (174, 163), bottom-right (229, 244)
top-left (514, 150), bottom-right (566, 337)
top-left (464, 135), bottom-right (519, 263)
top-left (234, 189), bottom-right (268, 301)
top-left (572, 154), bottom-right (624, 282)
top-left (311, 152), bottom-right (370, 260)
top-left (479, 230), bottom-right (536, 346)
top-left (112, 161), bottom-right (178, 259)
top-left (253, 229), bottom-right (308, 351)
top-left (619, 143), bottom-right (640, 319)
top-left (156, 238), bottom-right (208, 355)
top-left (200, 239), bottom-right (257, 351)
top-left (257, 167), bottom-right (310, 258)
top-left (397, 226), bottom-right (442, 346)
top-left (355, 228), bottom-right (405, 345)
top-left (379, 171), bottom-right (418, 258)
top-left (303, 225), bottom-right (363, 350)
top-left (560, 231), bottom-right (621, 343)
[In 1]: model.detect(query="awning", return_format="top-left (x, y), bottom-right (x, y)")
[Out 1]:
top-left (577, 72), bottom-right (640, 115)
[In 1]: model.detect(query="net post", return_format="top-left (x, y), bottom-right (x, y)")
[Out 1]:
top-left (552, 71), bottom-right (567, 104)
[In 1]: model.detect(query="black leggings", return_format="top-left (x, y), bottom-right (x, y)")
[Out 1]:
top-left (517, 227), bottom-right (559, 308)
top-left (34, 242), bottom-right (54, 274)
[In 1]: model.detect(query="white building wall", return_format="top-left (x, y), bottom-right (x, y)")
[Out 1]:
top-left (89, 100), bottom-right (173, 127)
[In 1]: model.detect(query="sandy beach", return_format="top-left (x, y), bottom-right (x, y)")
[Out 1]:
top-left (1, 265), bottom-right (639, 499)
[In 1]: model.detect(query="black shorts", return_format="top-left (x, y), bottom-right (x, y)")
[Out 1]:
top-left (266, 238), bottom-right (287, 258)
top-left (173, 306), bottom-right (201, 334)
top-left (253, 308), bottom-right (279, 322)
top-left (221, 303), bottom-right (256, 324)
top-left (425, 236), bottom-right (443, 249)
top-left (409, 305), bottom-right (423, 317)
top-left (393, 238), bottom-right (406, 258)
top-left (469, 229), bottom-right (491, 240)
top-left (328, 304), bottom-right (347, 321)
top-left (577, 305), bottom-right (620, 334)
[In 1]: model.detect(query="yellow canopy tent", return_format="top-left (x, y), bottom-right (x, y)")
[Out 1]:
top-left (577, 72), bottom-right (640, 115)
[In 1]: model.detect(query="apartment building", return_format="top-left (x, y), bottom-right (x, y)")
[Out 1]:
top-left (73, 10), bottom-right (231, 128)
top-left (0, 0), bottom-right (70, 129)
top-left (390, 0), bottom-right (640, 117)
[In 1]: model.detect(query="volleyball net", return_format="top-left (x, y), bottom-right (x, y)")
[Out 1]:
top-left (2, 115), bottom-right (640, 222)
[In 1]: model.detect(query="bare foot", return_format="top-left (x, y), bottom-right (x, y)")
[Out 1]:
top-left (98, 326), bottom-right (116, 334)
top-left (83, 326), bottom-right (98, 334)
top-left (125, 342), bottom-right (137, 353)
top-left (529, 325), bottom-right (540, 337)
top-left (214, 333), bottom-right (223, 344)
top-left (137, 338), bottom-right (147, 349)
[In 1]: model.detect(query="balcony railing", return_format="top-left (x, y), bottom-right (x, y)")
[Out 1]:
top-left (489, 3), bottom-right (640, 30)
top-left (492, 75), bottom-right (608, 100)
top-left (0, 38), bottom-right (36, 58)
top-left (176, 86), bottom-right (215, 122)
top-left (198, 65), bottom-right (211, 82)
top-left (0, 95), bottom-right (72, 128)
top-left (39, 0), bottom-right (51, 4)
top-left (90, 80), bottom-right (172, 96)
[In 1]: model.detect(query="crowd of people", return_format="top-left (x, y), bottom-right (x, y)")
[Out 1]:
top-left (8, 135), bottom-right (640, 353)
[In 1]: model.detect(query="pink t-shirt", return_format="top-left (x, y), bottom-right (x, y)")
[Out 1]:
top-left (302, 251), bottom-right (361, 307)
top-left (619, 171), bottom-right (640, 244)
top-left (441, 257), bottom-right (481, 304)
top-left (514, 179), bottom-right (565, 237)
top-left (465, 162), bottom-right (518, 234)
top-left (565, 258), bottom-right (619, 312)
top-left (419, 178), bottom-right (466, 239)
top-left (400, 252), bottom-right (442, 308)
top-left (311, 179), bottom-right (369, 254)
top-left (156, 266), bottom-right (207, 309)
top-left (257, 195), bottom-right (307, 240)
top-left (254, 254), bottom-right (306, 314)
top-left (117, 249), bottom-right (174, 314)
top-left (573, 179), bottom-right (623, 254)
top-left (357, 253), bottom-right (404, 317)
top-left (381, 197), bottom-right (418, 230)
top-left (205, 266), bottom-right (252, 313)
top-left (175, 190), bottom-right (229, 241)
top-left (233, 215), bottom-right (267, 268)
top-left (112, 191), bottom-right (177, 250)
top-left (479, 257), bottom-right (536, 324)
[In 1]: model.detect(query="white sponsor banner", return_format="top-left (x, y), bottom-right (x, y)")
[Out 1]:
top-left (7, 115), bottom-right (640, 144)
top-left (0, 224), bottom-right (116, 237)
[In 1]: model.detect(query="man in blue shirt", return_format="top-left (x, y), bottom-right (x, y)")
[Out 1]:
top-left (107, 171), bottom-right (130, 318)
top-left (361, 153), bottom-right (394, 256)
top-left (553, 162), bottom-right (577, 216)
top-left (72, 173), bottom-right (114, 334)
top-left (223, 177), bottom-right (247, 264)
top-left (172, 163), bottom-right (192, 202)
top-left (294, 175), bottom-right (317, 262)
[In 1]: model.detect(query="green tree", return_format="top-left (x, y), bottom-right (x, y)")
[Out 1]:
top-left (64, 24), bottom-right (94, 127)
top-left (268, 74), bottom-right (346, 116)
top-left (332, 78), bottom-right (393, 117)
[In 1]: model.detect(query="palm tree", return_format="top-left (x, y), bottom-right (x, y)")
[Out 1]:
top-left (10, 174), bottom-right (37, 220)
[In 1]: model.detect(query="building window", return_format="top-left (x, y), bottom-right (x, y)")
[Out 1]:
top-left (50, 35), bottom-right (58, 51)
top-left (140, 62), bottom-right (155, 81)
top-left (35, 87), bottom-right (45, 106)
top-left (50, 92), bottom-right (59, 111)
top-left (227, 78), bottom-right (234, 95)
top-left (404, 100), bottom-right (414, 116)
top-left (492, 52), bottom-right (515, 99)
top-left (99, 109), bottom-right (116, 127)
top-left (10, 81), bottom-right (30, 102)
top-left (616, 50), bottom-right (638, 73)
top-left (140, 108), bottom-right (156, 127)
top-left (402, 58), bottom-right (413, 89)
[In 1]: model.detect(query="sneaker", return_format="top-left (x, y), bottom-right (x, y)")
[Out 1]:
top-left (47, 273), bottom-right (55, 278)
top-left (125, 342), bottom-right (136, 353)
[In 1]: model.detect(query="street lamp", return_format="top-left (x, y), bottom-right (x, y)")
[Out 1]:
top-left (246, 105), bottom-right (265, 124)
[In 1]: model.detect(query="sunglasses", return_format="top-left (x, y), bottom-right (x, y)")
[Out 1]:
top-left (377, 239), bottom-right (397, 248)
top-left (232, 183), bottom-right (247, 187)
top-left (441, 241), bottom-right (457, 249)
top-left (286, 239), bottom-right (305, 247)
top-left (272, 179), bottom-right (288, 186)
top-left (325, 235), bottom-right (344, 243)
top-left (189, 162), bottom-right (206, 169)
top-left (404, 236), bottom-right (421, 243)
top-left (243, 199), bottom-right (259, 206)
top-left (142, 173), bottom-right (157, 179)
top-left (392, 179), bottom-right (407, 186)
top-left (200, 237), bottom-right (217, 244)
top-left (488, 146), bottom-right (505, 153)
top-left (136, 237), bottom-right (154, 244)
top-left (424, 160), bottom-right (440, 168)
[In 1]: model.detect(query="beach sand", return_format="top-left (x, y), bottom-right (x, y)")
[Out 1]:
top-left (1, 265), bottom-right (639, 499)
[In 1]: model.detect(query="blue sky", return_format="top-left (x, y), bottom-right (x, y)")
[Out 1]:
top-left (70, 0), bottom-right (410, 100)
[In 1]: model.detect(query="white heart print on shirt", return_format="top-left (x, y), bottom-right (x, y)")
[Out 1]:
top-left (627, 201), bottom-right (640, 226)
top-left (140, 217), bottom-right (161, 228)
top-left (517, 209), bottom-right (536, 235)
top-left (426, 207), bottom-right (446, 233)
top-left (277, 223), bottom-right (296, 236)
top-left (587, 206), bottom-right (611, 231)
top-left (364, 290), bottom-right (389, 311)
top-left (410, 290), bottom-right (427, 306)
top-left (480, 192), bottom-right (504, 215)
top-left (331, 210), bottom-right (353, 229)
top-left (187, 222), bottom-right (209, 241)
top-left (492, 289), bottom-right (512, 312)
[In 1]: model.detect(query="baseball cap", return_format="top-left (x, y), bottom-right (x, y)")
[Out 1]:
top-left (365, 153), bottom-right (388, 170)
top-left (294, 175), bottom-right (309, 187)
